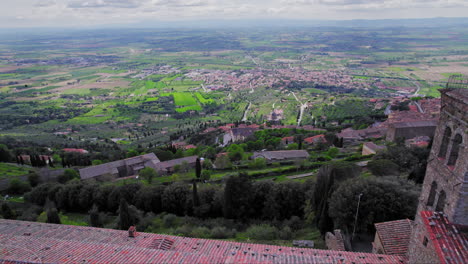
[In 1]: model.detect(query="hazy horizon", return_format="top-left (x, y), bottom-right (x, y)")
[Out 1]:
top-left (2, 0), bottom-right (468, 28)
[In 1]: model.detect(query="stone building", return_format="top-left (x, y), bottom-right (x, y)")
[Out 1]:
top-left (407, 87), bottom-right (468, 264)
top-left (385, 120), bottom-right (437, 142)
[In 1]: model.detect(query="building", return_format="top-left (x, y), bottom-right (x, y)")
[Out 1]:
top-left (154, 156), bottom-right (198, 175)
top-left (361, 142), bottom-right (386, 156)
top-left (280, 136), bottom-right (295, 146)
top-left (385, 120), bottom-right (437, 142)
top-left (222, 127), bottom-right (257, 146)
top-left (304, 134), bottom-right (327, 145)
top-left (372, 219), bottom-right (413, 256)
top-left (79, 153), bottom-right (160, 180)
top-left (63, 148), bottom-right (88, 154)
top-left (251, 150), bottom-right (309, 162)
top-left (407, 87), bottom-right (468, 264)
top-left (0, 219), bottom-right (405, 264)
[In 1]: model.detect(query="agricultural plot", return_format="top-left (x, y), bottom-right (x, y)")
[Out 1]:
top-left (0, 163), bottom-right (30, 180)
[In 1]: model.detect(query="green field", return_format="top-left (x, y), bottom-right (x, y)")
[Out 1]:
top-left (173, 92), bottom-right (198, 106)
top-left (0, 163), bottom-right (30, 180)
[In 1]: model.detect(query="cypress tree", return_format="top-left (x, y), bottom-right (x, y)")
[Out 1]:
top-left (118, 199), bottom-right (132, 230)
top-left (195, 158), bottom-right (202, 179)
top-left (46, 208), bottom-right (61, 224)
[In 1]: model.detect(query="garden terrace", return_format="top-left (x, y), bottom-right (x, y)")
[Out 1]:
top-left (0, 219), bottom-right (406, 264)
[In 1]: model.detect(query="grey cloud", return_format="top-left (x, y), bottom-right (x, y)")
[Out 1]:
top-left (152, 0), bottom-right (214, 7)
top-left (67, 0), bottom-right (144, 9)
top-left (35, 0), bottom-right (57, 7)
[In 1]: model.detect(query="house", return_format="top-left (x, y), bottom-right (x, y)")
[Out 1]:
top-left (251, 150), bottom-right (309, 162)
top-left (304, 134), bottom-right (327, 145)
top-left (19, 155), bottom-right (53, 165)
top-left (281, 136), bottom-right (295, 146)
top-left (386, 120), bottom-right (437, 142)
top-left (362, 142), bottom-right (386, 156)
top-left (372, 219), bottom-right (413, 256)
top-left (337, 127), bottom-right (387, 145)
top-left (79, 153), bottom-right (160, 180)
top-left (63, 148), bottom-right (88, 154)
top-left (0, 219), bottom-right (405, 264)
top-left (155, 156), bottom-right (198, 175)
top-left (405, 136), bottom-right (431, 148)
top-left (222, 127), bottom-right (257, 146)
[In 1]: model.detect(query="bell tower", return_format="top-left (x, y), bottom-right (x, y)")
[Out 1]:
top-left (408, 77), bottom-right (467, 263)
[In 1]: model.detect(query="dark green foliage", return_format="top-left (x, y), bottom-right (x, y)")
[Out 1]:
top-left (118, 199), bottom-right (132, 230)
top-left (27, 173), bottom-right (40, 187)
top-left (195, 158), bottom-right (202, 178)
top-left (245, 224), bottom-right (279, 240)
top-left (7, 178), bottom-right (31, 194)
top-left (89, 204), bottom-right (103, 227)
top-left (0, 144), bottom-right (12, 162)
top-left (162, 182), bottom-right (190, 216)
top-left (329, 177), bottom-right (419, 233)
top-left (311, 161), bottom-right (360, 235)
top-left (367, 159), bottom-right (400, 176)
top-left (223, 174), bottom-right (252, 219)
top-left (134, 185), bottom-right (165, 214)
top-left (263, 181), bottom-right (306, 220)
top-left (58, 169), bottom-right (79, 184)
top-left (139, 167), bottom-right (157, 184)
top-left (1, 203), bottom-right (16, 219)
top-left (46, 208), bottom-right (61, 224)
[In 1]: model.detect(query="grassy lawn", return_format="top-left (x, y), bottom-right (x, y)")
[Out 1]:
top-left (173, 92), bottom-right (198, 106)
top-left (0, 163), bottom-right (30, 180)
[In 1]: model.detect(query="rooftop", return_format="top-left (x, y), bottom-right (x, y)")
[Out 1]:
top-left (374, 219), bottom-right (413, 256)
top-left (252, 150), bottom-right (310, 160)
top-left (420, 211), bottom-right (468, 264)
top-left (0, 219), bottom-right (406, 264)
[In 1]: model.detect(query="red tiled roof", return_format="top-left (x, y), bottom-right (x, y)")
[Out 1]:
top-left (375, 219), bottom-right (413, 256)
top-left (304, 134), bottom-right (326, 144)
top-left (420, 211), bottom-right (468, 264)
top-left (0, 219), bottom-right (406, 264)
top-left (63, 148), bottom-right (88, 154)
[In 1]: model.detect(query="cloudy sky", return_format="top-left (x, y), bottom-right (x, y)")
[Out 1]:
top-left (1, 0), bottom-right (468, 28)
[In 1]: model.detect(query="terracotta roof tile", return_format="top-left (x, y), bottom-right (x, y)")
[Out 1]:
top-left (0, 219), bottom-right (406, 264)
top-left (421, 211), bottom-right (468, 264)
top-left (375, 219), bottom-right (413, 256)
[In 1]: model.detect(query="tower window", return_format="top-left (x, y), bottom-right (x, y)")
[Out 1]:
top-left (447, 134), bottom-right (462, 167)
top-left (438, 127), bottom-right (452, 159)
top-left (427, 181), bottom-right (437, 207)
top-left (435, 190), bottom-right (446, 212)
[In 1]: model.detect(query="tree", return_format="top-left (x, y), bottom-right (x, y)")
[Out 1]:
top-left (195, 158), bottom-right (202, 179)
top-left (200, 170), bottom-right (211, 181)
top-left (8, 179), bottom-right (31, 195)
top-left (118, 199), bottom-right (132, 230)
top-left (139, 167), bottom-right (157, 184)
top-left (214, 155), bottom-right (232, 169)
top-left (311, 161), bottom-right (360, 235)
top-left (89, 204), bottom-right (102, 227)
top-left (58, 169), bottom-right (79, 184)
top-left (223, 174), bottom-right (252, 219)
top-left (329, 177), bottom-right (419, 233)
top-left (27, 173), bottom-right (41, 187)
top-left (0, 144), bottom-right (12, 162)
top-left (227, 144), bottom-right (244, 162)
top-left (1, 203), bottom-right (16, 219)
top-left (46, 208), bottom-right (61, 224)
top-left (367, 159), bottom-right (399, 176)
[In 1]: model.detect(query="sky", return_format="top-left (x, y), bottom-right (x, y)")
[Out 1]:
top-left (1, 0), bottom-right (468, 28)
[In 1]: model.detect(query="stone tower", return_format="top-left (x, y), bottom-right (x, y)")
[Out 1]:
top-left (408, 80), bottom-right (468, 263)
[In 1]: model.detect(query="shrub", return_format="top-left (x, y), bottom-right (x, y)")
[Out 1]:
top-left (245, 224), bottom-right (278, 240)
top-left (210, 226), bottom-right (234, 239)
top-left (8, 179), bottom-right (31, 194)
top-left (279, 226), bottom-right (293, 240)
top-left (27, 173), bottom-right (40, 187)
top-left (163, 213), bottom-right (177, 228)
top-left (190, 226), bottom-right (211, 238)
top-left (368, 159), bottom-right (399, 176)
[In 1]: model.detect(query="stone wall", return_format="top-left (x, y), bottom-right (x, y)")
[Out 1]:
top-left (325, 229), bottom-right (346, 251)
top-left (408, 216), bottom-right (440, 264)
